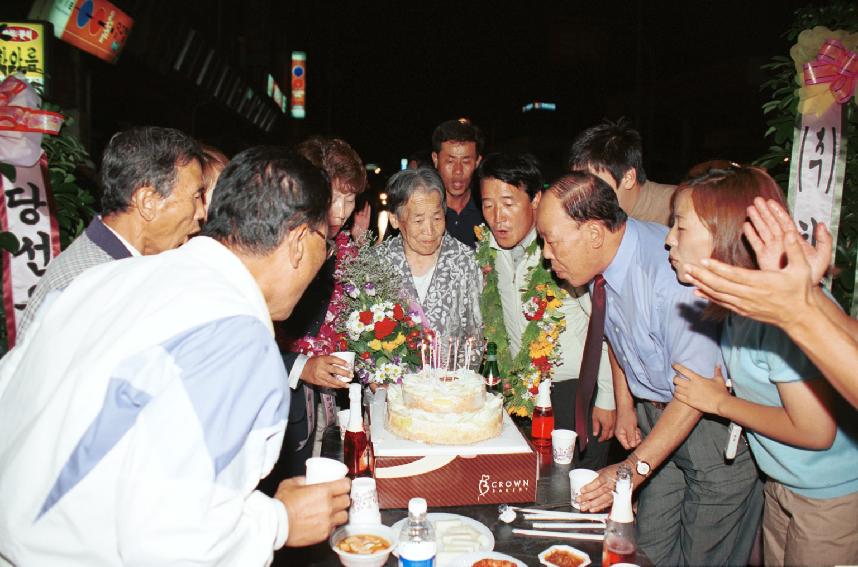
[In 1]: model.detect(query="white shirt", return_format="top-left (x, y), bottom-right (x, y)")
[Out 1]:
top-left (492, 228), bottom-right (615, 410)
top-left (412, 263), bottom-right (437, 303)
top-left (0, 237), bottom-right (289, 566)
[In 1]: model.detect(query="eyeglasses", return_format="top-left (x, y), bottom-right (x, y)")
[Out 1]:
top-left (310, 227), bottom-right (338, 260)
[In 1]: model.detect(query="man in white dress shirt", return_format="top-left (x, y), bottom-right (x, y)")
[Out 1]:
top-left (477, 152), bottom-right (616, 467)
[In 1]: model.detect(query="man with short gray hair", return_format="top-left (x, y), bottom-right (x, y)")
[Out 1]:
top-left (0, 146), bottom-right (350, 565)
top-left (18, 126), bottom-right (206, 336)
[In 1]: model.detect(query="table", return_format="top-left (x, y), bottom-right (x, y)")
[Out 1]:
top-left (273, 424), bottom-right (652, 566)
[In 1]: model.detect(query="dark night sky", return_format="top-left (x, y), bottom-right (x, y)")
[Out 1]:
top-left (6, 0), bottom-right (820, 184)
top-left (282, 1), bottom-right (811, 183)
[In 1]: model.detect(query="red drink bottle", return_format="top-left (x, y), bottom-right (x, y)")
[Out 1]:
top-left (343, 383), bottom-right (370, 478)
top-left (602, 464), bottom-right (637, 566)
top-left (531, 379), bottom-right (554, 448)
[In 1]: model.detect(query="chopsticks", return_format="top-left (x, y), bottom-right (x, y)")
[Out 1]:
top-left (521, 511), bottom-right (608, 521)
top-left (531, 522), bottom-right (606, 529)
top-left (510, 507), bottom-right (607, 541)
top-left (512, 529), bottom-right (605, 541)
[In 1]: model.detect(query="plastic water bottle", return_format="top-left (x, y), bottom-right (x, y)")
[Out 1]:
top-left (398, 497), bottom-right (436, 566)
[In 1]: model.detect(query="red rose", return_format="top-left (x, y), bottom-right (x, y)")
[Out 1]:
top-left (359, 310), bottom-right (373, 325)
top-left (374, 318), bottom-right (397, 340)
top-left (393, 304), bottom-right (405, 321)
top-left (360, 351), bottom-right (371, 360)
top-left (533, 356), bottom-right (551, 373)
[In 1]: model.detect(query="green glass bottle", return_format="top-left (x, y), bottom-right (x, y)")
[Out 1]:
top-left (481, 342), bottom-right (503, 395)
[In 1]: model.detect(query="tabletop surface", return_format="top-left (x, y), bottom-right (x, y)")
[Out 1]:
top-left (273, 424), bottom-right (652, 567)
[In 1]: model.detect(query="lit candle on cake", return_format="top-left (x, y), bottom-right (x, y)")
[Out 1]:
top-left (464, 337), bottom-right (473, 371)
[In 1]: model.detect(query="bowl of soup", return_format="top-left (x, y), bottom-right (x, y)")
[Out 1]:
top-left (330, 523), bottom-right (396, 567)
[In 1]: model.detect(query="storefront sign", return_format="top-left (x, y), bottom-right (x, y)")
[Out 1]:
top-left (0, 22), bottom-right (48, 92)
top-left (41, 0), bottom-right (133, 64)
top-left (291, 51), bottom-right (306, 119)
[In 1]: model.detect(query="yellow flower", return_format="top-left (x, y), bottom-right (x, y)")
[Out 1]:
top-left (546, 297), bottom-right (562, 310)
top-left (368, 339), bottom-right (382, 351)
top-left (474, 225), bottom-right (485, 241)
top-left (507, 405), bottom-right (529, 418)
top-left (529, 333), bottom-right (554, 359)
top-left (790, 26), bottom-right (858, 115)
top-left (382, 333), bottom-right (406, 352)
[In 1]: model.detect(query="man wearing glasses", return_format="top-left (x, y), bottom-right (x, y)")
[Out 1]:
top-left (261, 136), bottom-right (369, 485)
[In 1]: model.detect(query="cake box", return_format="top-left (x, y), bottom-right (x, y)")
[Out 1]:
top-left (369, 391), bottom-right (538, 509)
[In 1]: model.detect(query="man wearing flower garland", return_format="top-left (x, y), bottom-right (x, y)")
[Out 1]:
top-left (475, 152), bottom-right (616, 469)
top-left (535, 172), bottom-right (762, 566)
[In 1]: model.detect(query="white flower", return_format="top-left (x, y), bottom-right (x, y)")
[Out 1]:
top-left (374, 362), bottom-right (403, 384)
top-left (346, 311), bottom-right (367, 340)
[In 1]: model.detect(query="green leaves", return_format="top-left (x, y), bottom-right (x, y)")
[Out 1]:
top-left (0, 232), bottom-right (19, 254)
top-left (0, 163), bottom-right (15, 183)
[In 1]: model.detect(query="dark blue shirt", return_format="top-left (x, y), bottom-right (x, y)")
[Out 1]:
top-left (445, 193), bottom-right (484, 249)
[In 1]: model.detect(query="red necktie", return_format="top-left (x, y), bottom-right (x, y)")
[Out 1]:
top-left (576, 274), bottom-right (606, 451)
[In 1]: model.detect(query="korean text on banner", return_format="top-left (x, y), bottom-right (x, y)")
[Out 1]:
top-left (0, 154), bottom-right (61, 347)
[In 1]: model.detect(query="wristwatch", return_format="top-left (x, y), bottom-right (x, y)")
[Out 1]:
top-left (631, 454), bottom-right (651, 478)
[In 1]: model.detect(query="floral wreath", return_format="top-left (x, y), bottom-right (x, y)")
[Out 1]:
top-left (474, 224), bottom-right (568, 418)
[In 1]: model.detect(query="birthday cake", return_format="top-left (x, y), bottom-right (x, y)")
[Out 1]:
top-left (386, 368), bottom-right (504, 445)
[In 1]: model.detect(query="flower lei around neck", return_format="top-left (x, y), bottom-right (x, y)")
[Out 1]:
top-left (474, 224), bottom-right (568, 418)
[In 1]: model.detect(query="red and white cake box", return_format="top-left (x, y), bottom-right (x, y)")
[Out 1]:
top-left (369, 391), bottom-right (538, 509)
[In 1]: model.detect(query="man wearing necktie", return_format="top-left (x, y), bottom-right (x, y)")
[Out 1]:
top-left (535, 172), bottom-right (762, 567)
top-left (477, 153), bottom-right (616, 468)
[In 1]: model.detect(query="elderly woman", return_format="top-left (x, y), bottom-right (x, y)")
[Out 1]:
top-left (377, 167), bottom-right (482, 341)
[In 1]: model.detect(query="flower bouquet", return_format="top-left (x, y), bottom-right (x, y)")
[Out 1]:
top-left (336, 244), bottom-right (428, 385)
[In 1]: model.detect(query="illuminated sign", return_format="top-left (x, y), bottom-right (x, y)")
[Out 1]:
top-left (521, 101), bottom-right (557, 113)
top-left (41, 0), bottom-right (132, 64)
top-left (0, 22), bottom-right (48, 92)
top-left (291, 51), bottom-right (306, 119)
top-left (265, 73), bottom-right (286, 114)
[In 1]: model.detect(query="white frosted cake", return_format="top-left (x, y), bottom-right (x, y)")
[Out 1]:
top-left (386, 368), bottom-right (503, 445)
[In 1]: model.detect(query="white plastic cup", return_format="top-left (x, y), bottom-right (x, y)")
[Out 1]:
top-left (568, 468), bottom-right (599, 508)
top-left (332, 351), bottom-right (356, 383)
top-left (305, 457), bottom-right (348, 485)
top-left (551, 429), bottom-right (577, 465)
top-left (348, 477), bottom-right (381, 525)
top-left (338, 409), bottom-right (350, 440)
